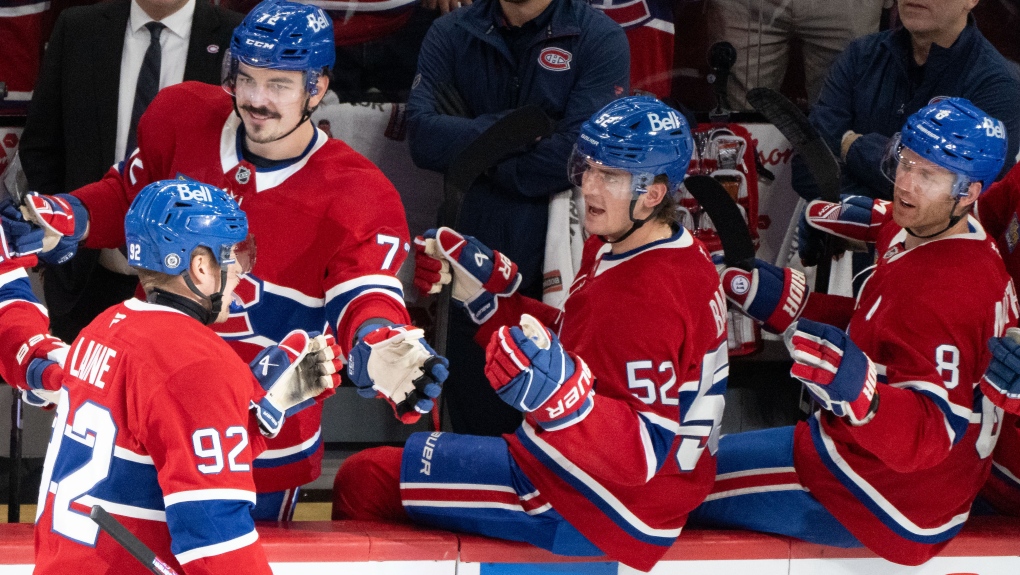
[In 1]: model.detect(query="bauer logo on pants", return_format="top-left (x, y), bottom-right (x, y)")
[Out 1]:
top-left (539, 48), bottom-right (572, 71)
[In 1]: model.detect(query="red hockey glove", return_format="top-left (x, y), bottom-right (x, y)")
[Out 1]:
top-left (721, 258), bottom-right (808, 334)
top-left (786, 319), bottom-right (879, 425)
top-left (413, 227), bottom-right (521, 324)
top-left (805, 195), bottom-right (890, 244)
top-left (983, 327), bottom-right (1020, 415)
top-left (485, 314), bottom-right (594, 431)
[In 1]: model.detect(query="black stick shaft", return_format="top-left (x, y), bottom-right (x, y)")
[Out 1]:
top-left (90, 505), bottom-right (180, 575)
top-left (7, 387), bottom-right (22, 523)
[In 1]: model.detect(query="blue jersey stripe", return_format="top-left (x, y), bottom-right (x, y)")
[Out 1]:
top-left (166, 499), bottom-right (257, 556)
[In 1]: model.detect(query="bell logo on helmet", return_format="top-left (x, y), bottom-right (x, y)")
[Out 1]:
top-left (647, 111), bottom-right (684, 133)
top-left (244, 39), bottom-right (275, 49)
top-left (307, 12), bottom-right (329, 33)
top-left (984, 118), bottom-right (1006, 140)
top-left (178, 184), bottom-right (213, 203)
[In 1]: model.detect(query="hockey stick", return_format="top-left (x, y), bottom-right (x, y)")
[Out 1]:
top-left (684, 175), bottom-right (755, 271)
top-left (416, 105), bottom-right (553, 426)
top-left (745, 88), bottom-right (840, 293)
top-left (90, 505), bottom-right (181, 575)
top-left (0, 151), bottom-right (29, 206)
top-left (6, 387), bottom-right (21, 523)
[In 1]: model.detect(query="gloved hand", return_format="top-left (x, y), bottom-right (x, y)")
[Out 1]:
top-left (249, 330), bottom-right (342, 438)
top-left (805, 195), bottom-right (888, 244)
top-left (797, 209), bottom-right (827, 267)
top-left (13, 334), bottom-right (69, 409)
top-left (22, 387), bottom-right (61, 409)
top-left (19, 193), bottom-right (89, 265)
top-left (983, 327), bottom-right (1020, 415)
top-left (347, 324), bottom-right (448, 424)
top-left (0, 200), bottom-right (43, 269)
top-left (413, 227), bottom-right (521, 324)
top-left (484, 314), bottom-right (595, 431)
top-left (721, 258), bottom-right (808, 334)
top-left (785, 319), bottom-right (879, 425)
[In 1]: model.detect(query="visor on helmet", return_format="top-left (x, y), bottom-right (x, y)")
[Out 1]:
top-left (568, 145), bottom-right (657, 199)
top-left (881, 134), bottom-right (972, 199)
top-left (219, 233), bottom-right (257, 276)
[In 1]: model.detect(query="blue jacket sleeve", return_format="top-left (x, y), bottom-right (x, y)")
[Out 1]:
top-left (490, 27), bottom-right (630, 198)
top-left (405, 21), bottom-right (508, 172)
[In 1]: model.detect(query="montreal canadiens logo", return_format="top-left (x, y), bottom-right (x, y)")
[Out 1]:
top-left (539, 48), bottom-right (572, 71)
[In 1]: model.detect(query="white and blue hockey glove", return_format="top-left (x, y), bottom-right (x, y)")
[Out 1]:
top-left (485, 314), bottom-right (594, 431)
top-left (19, 193), bottom-right (89, 265)
top-left (413, 227), bottom-right (522, 324)
top-left (983, 327), bottom-right (1020, 415)
top-left (785, 319), bottom-right (879, 425)
top-left (721, 259), bottom-right (808, 334)
top-left (249, 330), bottom-right (342, 438)
top-left (347, 324), bottom-right (448, 424)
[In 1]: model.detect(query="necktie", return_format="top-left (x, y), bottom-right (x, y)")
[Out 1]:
top-left (126, 22), bottom-right (165, 155)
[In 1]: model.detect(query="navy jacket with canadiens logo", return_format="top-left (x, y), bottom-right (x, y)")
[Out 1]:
top-left (793, 15), bottom-right (1020, 201)
top-left (406, 0), bottom-right (629, 290)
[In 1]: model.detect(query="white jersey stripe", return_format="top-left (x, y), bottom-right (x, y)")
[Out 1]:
top-left (77, 495), bottom-right (166, 522)
top-left (256, 428), bottom-right (321, 460)
top-left (177, 530), bottom-right (259, 564)
top-left (164, 489), bottom-right (257, 507)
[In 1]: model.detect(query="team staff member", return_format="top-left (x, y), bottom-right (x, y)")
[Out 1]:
top-left (405, 0), bottom-right (629, 436)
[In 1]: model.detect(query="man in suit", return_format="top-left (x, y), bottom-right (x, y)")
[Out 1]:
top-left (18, 0), bottom-right (242, 341)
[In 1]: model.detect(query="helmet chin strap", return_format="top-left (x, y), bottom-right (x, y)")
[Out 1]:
top-left (904, 197), bottom-right (965, 240)
top-left (179, 266), bottom-right (230, 325)
top-left (601, 196), bottom-right (663, 245)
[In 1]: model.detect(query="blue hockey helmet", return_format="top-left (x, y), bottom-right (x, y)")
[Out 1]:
top-left (225, 0), bottom-right (335, 96)
top-left (882, 97), bottom-right (1007, 196)
top-left (569, 96), bottom-right (694, 198)
top-left (125, 180), bottom-right (252, 276)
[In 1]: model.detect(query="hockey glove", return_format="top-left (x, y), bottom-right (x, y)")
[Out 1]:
top-left (413, 227), bottom-right (522, 324)
top-left (721, 258), bottom-right (808, 334)
top-left (785, 319), bottom-right (879, 425)
top-left (347, 324), bottom-right (448, 424)
top-left (805, 195), bottom-right (889, 244)
top-left (20, 193), bottom-right (88, 265)
top-left (0, 200), bottom-right (43, 268)
top-left (485, 314), bottom-right (594, 431)
top-left (249, 330), bottom-right (341, 438)
top-left (983, 327), bottom-right (1020, 415)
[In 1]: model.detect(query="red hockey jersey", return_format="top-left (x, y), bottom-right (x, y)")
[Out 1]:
top-left (73, 81), bottom-right (412, 492)
top-left (33, 299), bottom-right (271, 575)
top-left (0, 0), bottom-right (50, 115)
top-left (591, 0), bottom-right (675, 98)
top-left (477, 229), bottom-right (728, 571)
top-left (796, 215), bottom-right (1016, 565)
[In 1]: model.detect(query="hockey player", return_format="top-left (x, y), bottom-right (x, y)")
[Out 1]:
top-left (0, 179), bottom-right (341, 574)
top-left (972, 162), bottom-right (1020, 516)
top-left (333, 96), bottom-right (728, 572)
top-left (694, 98), bottom-right (1015, 565)
top-left (0, 0), bottom-right (447, 521)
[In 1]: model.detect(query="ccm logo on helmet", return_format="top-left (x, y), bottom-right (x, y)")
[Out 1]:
top-left (177, 184), bottom-right (213, 202)
top-left (647, 111), bottom-right (684, 132)
top-left (539, 48), bottom-right (572, 71)
top-left (245, 39), bottom-right (275, 49)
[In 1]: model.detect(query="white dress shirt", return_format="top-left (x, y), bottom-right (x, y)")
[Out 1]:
top-left (115, 0), bottom-right (196, 162)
